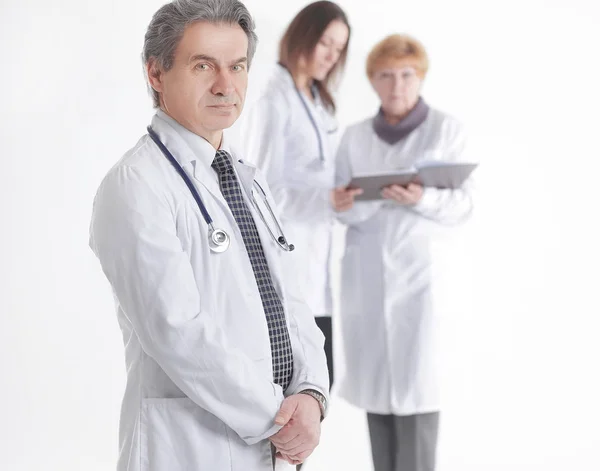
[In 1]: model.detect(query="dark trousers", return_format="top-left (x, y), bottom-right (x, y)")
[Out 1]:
top-left (315, 316), bottom-right (334, 389)
top-left (367, 412), bottom-right (440, 471)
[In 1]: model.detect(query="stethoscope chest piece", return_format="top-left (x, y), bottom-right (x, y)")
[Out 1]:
top-left (209, 226), bottom-right (230, 253)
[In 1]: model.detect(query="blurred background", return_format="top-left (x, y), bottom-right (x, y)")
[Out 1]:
top-left (1, 0), bottom-right (599, 469)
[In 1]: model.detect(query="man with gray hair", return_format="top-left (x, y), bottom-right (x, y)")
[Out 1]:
top-left (88, 1), bottom-right (330, 470)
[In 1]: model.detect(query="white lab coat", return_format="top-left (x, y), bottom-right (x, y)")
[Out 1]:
top-left (335, 108), bottom-right (474, 415)
top-left (241, 64), bottom-right (340, 316)
top-left (89, 111), bottom-right (329, 471)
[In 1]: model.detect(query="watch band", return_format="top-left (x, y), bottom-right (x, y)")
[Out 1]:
top-left (298, 389), bottom-right (327, 420)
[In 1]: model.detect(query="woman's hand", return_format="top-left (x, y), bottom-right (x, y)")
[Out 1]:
top-left (381, 183), bottom-right (423, 205)
top-left (331, 186), bottom-right (363, 212)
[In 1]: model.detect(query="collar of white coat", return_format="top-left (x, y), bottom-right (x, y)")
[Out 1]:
top-left (150, 110), bottom-right (258, 198)
top-left (152, 109), bottom-right (232, 168)
top-left (273, 63), bottom-right (337, 138)
top-left (275, 64), bottom-right (328, 109)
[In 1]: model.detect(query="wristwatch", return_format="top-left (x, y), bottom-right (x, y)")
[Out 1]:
top-left (298, 389), bottom-right (327, 420)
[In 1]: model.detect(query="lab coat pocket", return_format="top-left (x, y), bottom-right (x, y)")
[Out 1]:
top-left (140, 397), bottom-right (231, 471)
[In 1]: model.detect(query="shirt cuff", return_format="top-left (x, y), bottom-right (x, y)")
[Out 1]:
top-left (413, 187), bottom-right (437, 212)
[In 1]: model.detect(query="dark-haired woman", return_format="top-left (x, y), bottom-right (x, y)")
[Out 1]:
top-left (243, 1), bottom-right (354, 402)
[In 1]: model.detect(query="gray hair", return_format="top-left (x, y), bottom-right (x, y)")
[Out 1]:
top-left (142, 0), bottom-right (258, 107)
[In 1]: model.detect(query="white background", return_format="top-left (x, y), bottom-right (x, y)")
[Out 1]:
top-left (1, 0), bottom-right (600, 470)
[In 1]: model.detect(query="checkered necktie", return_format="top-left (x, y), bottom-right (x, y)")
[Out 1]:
top-left (212, 150), bottom-right (293, 390)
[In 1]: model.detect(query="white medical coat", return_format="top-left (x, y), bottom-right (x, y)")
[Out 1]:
top-left (335, 108), bottom-right (474, 415)
top-left (242, 64), bottom-right (340, 316)
top-left (89, 111), bottom-right (329, 471)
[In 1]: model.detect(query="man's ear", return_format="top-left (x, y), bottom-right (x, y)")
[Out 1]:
top-left (146, 58), bottom-right (164, 95)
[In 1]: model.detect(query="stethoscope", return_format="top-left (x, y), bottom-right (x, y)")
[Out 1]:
top-left (147, 126), bottom-right (294, 253)
top-left (279, 64), bottom-right (338, 163)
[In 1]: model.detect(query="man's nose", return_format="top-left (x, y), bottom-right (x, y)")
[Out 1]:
top-left (212, 70), bottom-right (235, 96)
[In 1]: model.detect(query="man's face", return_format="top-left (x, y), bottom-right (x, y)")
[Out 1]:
top-left (149, 21), bottom-right (249, 140)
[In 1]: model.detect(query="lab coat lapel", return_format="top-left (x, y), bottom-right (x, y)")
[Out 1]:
top-left (190, 159), bottom-right (230, 212)
top-left (151, 112), bottom-right (231, 214)
top-left (234, 158), bottom-right (287, 302)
